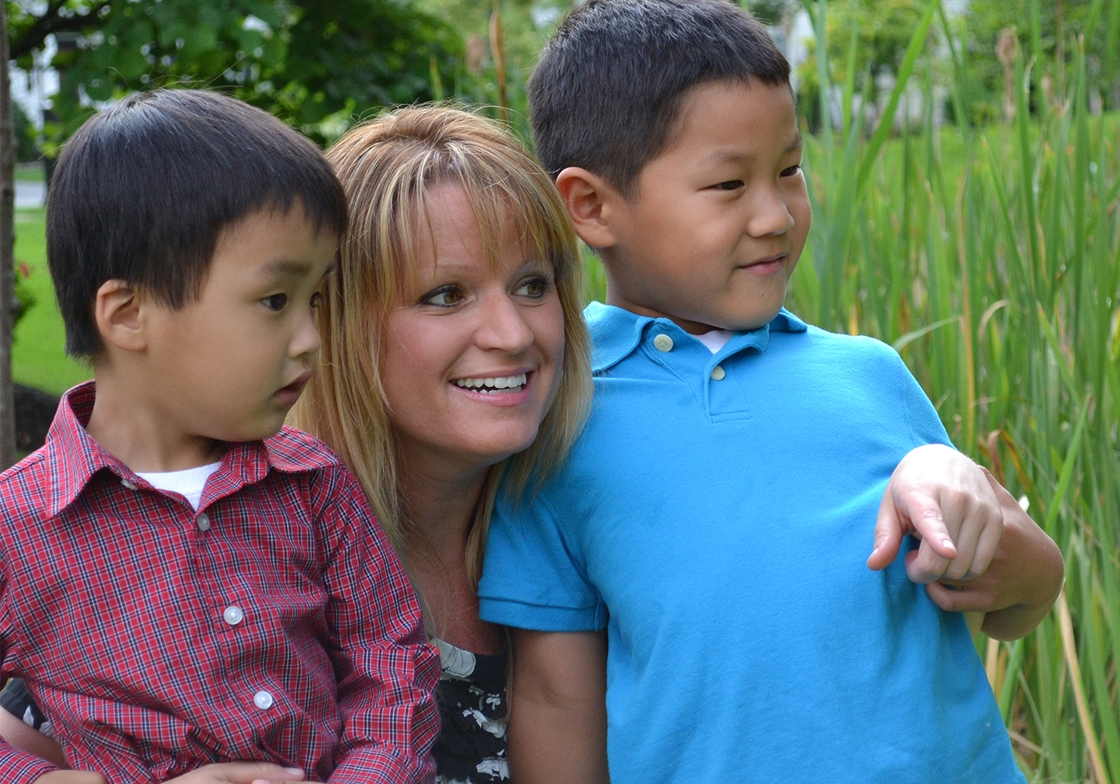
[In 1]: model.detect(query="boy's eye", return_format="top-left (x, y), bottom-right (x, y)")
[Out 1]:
top-left (515, 276), bottom-right (553, 299)
top-left (713, 180), bottom-right (744, 191)
top-left (420, 286), bottom-right (464, 308)
top-left (780, 164), bottom-right (803, 177)
top-left (262, 293), bottom-right (288, 311)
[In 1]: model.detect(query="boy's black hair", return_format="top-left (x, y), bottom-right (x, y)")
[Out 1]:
top-left (529, 0), bottom-right (791, 198)
top-left (47, 88), bottom-right (348, 357)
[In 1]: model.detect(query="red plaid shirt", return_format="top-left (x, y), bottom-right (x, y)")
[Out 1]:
top-left (0, 383), bottom-right (440, 784)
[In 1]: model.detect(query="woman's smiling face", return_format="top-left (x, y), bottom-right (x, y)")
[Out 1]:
top-left (382, 183), bottom-right (566, 477)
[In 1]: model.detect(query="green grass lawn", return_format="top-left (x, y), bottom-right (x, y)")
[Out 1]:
top-left (13, 207), bottom-right (93, 394)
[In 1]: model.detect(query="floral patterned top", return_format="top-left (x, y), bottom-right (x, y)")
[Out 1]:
top-left (432, 637), bottom-right (509, 783)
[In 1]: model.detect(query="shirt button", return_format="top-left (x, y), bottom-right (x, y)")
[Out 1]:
top-left (711, 365), bottom-right (726, 381)
top-left (223, 605), bottom-right (244, 626)
top-left (121, 479), bottom-right (138, 491)
top-left (196, 513), bottom-right (211, 532)
top-left (653, 334), bottom-right (674, 352)
top-left (253, 690), bottom-right (274, 710)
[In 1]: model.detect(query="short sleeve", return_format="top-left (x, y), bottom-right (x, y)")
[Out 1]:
top-left (891, 349), bottom-right (954, 449)
top-left (478, 490), bottom-right (607, 632)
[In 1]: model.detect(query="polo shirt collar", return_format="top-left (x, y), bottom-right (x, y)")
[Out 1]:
top-left (42, 382), bottom-right (331, 518)
top-left (585, 301), bottom-right (808, 373)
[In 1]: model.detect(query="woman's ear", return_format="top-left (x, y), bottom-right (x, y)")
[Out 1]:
top-left (94, 280), bottom-right (148, 353)
top-left (555, 167), bottom-right (623, 250)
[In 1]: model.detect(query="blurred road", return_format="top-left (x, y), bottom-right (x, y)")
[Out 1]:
top-left (15, 179), bottom-right (46, 209)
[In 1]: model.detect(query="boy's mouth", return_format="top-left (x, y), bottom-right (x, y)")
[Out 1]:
top-left (275, 372), bottom-right (312, 404)
top-left (739, 252), bottom-right (787, 273)
top-left (452, 372), bottom-right (529, 395)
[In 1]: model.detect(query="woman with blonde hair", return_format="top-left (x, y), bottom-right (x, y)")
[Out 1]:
top-left (294, 105), bottom-right (593, 783)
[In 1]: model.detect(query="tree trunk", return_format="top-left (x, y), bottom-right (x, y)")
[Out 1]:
top-left (0, 10), bottom-right (20, 469)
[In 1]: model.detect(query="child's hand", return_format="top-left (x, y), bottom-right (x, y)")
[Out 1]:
top-left (163, 763), bottom-right (314, 784)
top-left (36, 773), bottom-right (106, 784)
top-left (867, 444), bottom-right (1003, 583)
top-left (925, 475), bottom-right (1064, 640)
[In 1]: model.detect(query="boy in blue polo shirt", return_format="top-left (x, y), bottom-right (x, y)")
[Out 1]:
top-left (478, 0), bottom-right (1063, 781)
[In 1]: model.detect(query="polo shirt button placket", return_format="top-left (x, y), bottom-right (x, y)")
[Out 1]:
top-left (711, 365), bottom-right (726, 381)
top-left (653, 334), bottom-right (674, 352)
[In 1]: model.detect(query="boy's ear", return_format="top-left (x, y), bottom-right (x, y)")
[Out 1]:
top-left (555, 167), bottom-right (622, 250)
top-left (94, 280), bottom-right (148, 353)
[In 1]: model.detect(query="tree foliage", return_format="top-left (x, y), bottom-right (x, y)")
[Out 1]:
top-left (5, 0), bottom-right (465, 147)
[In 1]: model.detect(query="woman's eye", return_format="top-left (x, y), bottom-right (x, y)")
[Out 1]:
top-left (310, 292), bottom-right (323, 309)
top-left (780, 164), bottom-right (803, 178)
top-left (515, 276), bottom-right (553, 299)
top-left (713, 180), bottom-right (744, 191)
top-left (421, 286), bottom-right (464, 307)
top-left (262, 293), bottom-right (288, 311)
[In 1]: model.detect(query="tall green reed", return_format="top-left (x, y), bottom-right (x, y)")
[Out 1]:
top-left (790, 1), bottom-right (1119, 780)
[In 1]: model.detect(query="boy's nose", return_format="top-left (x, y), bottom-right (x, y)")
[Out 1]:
top-left (290, 312), bottom-right (322, 360)
top-left (476, 293), bottom-right (534, 353)
top-left (747, 187), bottom-right (796, 237)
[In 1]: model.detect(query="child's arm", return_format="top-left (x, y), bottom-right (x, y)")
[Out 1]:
top-left (0, 702), bottom-right (95, 782)
top-left (0, 698), bottom-right (66, 768)
top-left (509, 629), bottom-right (609, 784)
top-left (38, 764), bottom-right (307, 784)
top-left (867, 444), bottom-right (1063, 640)
top-left (1, 700), bottom-right (311, 784)
top-left (312, 467), bottom-right (441, 784)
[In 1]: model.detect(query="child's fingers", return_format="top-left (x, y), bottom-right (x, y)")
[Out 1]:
top-left (940, 514), bottom-right (982, 581)
top-left (925, 575), bottom-right (1002, 614)
top-left (867, 490), bottom-right (905, 570)
top-left (967, 518), bottom-right (1003, 578)
top-left (230, 763), bottom-right (305, 784)
top-left (904, 540), bottom-right (952, 585)
top-left (937, 478), bottom-right (1004, 581)
top-left (901, 491), bottom-right (959, 561)
top-left (870, 479), bottom-right (960, 574)
top-left (891, 482), bottom-right (962, 579)
top-left (171, 762), bottom-right (306, 784)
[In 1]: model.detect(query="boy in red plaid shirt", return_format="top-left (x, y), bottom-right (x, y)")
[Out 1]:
top-left (0, 89), bottom-right (440, 784)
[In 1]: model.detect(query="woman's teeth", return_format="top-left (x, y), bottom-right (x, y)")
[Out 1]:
top-left (453, 373), bottom-right (528, 393)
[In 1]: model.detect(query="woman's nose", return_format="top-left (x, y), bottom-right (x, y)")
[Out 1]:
top-left (476, 293), bottom-right (534, 353)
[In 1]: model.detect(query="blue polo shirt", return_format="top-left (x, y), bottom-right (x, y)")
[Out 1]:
top-left (479, 302), bottom-right (1024, 783)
